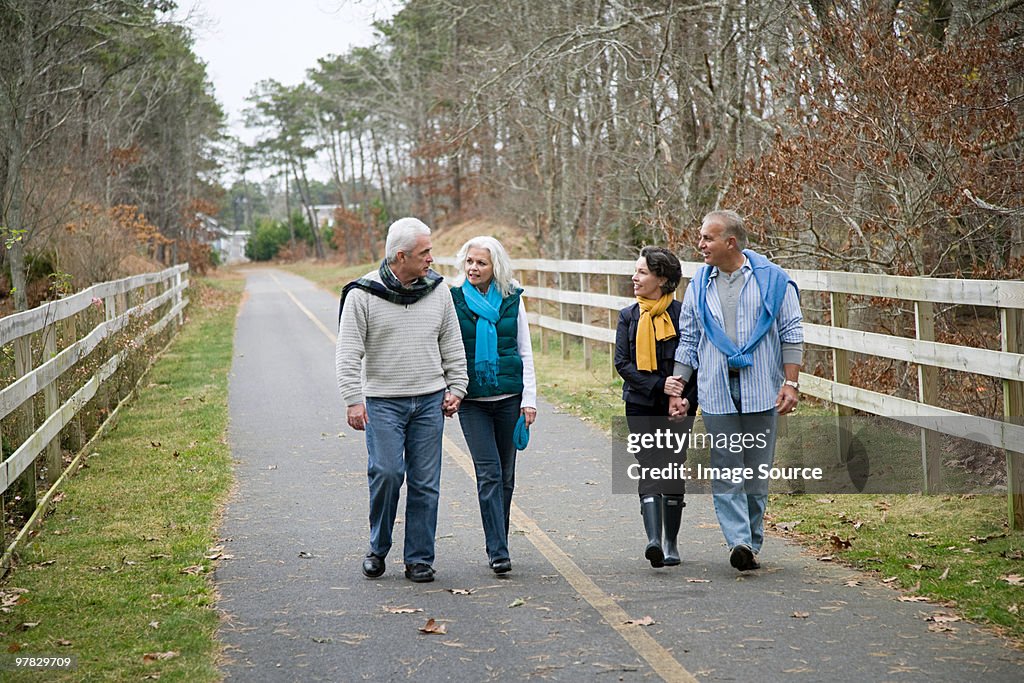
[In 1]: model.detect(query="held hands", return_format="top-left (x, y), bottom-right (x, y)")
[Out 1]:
top-left (521, 406), bottom-right (537, 427)
top-left (442, 391), bottom-right (462, 418)
top-left (776, 385), bottom-right (799, 415)
top-left (347, 403), bottom-right (369, 431)
top-left (668, 395), bottom-right (689, 422)
top-left (663, 375), bottom-right (684, 397)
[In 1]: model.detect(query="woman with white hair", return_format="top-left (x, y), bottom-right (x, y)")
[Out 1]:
top-left (451, 236), bottom-right (537, 575)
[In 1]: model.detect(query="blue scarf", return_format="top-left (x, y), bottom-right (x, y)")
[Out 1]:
top-left (461, 280), bottom-right (503, 390)
top-left (695, 249), bottom-right (797, 369)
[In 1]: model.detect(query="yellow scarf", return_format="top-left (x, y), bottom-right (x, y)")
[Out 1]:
top-left (636, 293), bottom-right (676, 372)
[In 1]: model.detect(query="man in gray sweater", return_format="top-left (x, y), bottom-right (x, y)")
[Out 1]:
top-left (336, 217), bottom-right (468, 583)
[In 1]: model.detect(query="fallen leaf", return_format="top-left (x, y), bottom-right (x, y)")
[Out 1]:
top-left (686, 578), bottom-right (711, 583)
top-left (938, 567), bottom-right (950, 581)
top-left (816, 498), bottom-right (834, 504)
top-left (150, 441), bottom-right (161, 448)
top-left (907, 532), bottom-right (930, 538)
top-left (791, 612), bottom-right (810, 619)
top-left (818, 555), bottom-right (835, 562)
top-left (8, 643), bottom-right (21, 653)
top-left (927, 623), bottom-right (956, 633)
top-left (383, 606), bottom-right (423, 614)
top-left (508, 597), bottom-right (526, 608)
top-left (447, 588), bottom-right (475, 595)
top-left (844, 580), bottom-right (861, 587)
top-left (970, 533), bottom-right (1006, 544)
top-left (1001, 574), bottom-right (1024, 586)
top-left (179, 565), bottom-right (204, 575)
top-left (926, 614), bottom-right (960, 623)
top-left (56, 639), bottom-right (72, 646)
top-left (143, 651), bottom-right (179, 663)
top-left (149, 621), bottom-right (160, 629)
top-left (881, 576), bottom-right (899, 584)
top-left (830, 535), bottom-right (852, 550)
top-left (16, 622), bottom-right (39, 631)
top-left (418, 618), bottom-right (447, 635)
top-left (297, 551), bottom-right (315, 559)
top-left (897, 596), bottom-right (929, 602)
top-left (775, 521), bottom-right (801, 532)
top-left (1009, 604), bottom-right (1019, 614)
top-left (625, 616), bottom-right (655, 626)
top-left (1002, 550), bottom-right (1024, 561)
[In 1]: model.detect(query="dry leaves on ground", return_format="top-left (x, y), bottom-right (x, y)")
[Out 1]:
top-left (418, 618), bottom-right (447, 635)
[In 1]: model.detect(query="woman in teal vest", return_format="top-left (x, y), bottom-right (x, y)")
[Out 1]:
top-left (452, 236), bottom-right (537, 575)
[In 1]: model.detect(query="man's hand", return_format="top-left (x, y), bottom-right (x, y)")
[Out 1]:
top-left (776, 385), bottom-right (799, 415)
top-left (347, 403), bottom-right (369, 431)
top-left (668, 396), bottom-right (689, 422)
top-left (521, 406), bottom-right (537, 427)
top-left (663, 375), bottom-right (684, 397)
top-left (442, 391), bottom-right (462, 417)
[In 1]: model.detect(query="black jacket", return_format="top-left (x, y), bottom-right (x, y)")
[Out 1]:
top-left (615, 300), bottom-right (698, 411)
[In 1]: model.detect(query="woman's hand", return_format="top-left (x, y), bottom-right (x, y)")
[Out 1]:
top-left (521, 406), bottom-right (537, 427)
top-left (663, 375), bottom-right (683, 397)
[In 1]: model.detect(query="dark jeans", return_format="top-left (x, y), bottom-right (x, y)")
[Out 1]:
top-left (458, 395), bottom-right (522, 563)
top-left (364, 389), bottom-right (445, 566)
top-left (625, 397), bottom-right (691, 497)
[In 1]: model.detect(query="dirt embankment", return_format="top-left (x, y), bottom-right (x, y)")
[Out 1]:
top-left (430, 217), bottom-right (537, 259)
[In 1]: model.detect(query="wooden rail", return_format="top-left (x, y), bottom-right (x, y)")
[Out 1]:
top-left (436, 257), bottom-right (1024, 527)
top-left (0, 265), bottom-right (189, 568)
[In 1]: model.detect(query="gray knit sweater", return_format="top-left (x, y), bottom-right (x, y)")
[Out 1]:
top-left (335, 269), bottom-right (469, 406)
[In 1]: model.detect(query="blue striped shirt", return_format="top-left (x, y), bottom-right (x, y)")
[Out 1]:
top-left (674, 258), bottom-right (803, 415)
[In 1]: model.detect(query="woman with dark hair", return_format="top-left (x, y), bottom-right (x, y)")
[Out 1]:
top-left (614, 246), bottom-right (698, 567)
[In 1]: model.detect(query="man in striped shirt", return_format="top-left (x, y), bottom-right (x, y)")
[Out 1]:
top-left (337, 217), bottom-right (468, 583)
top-left (669, 210), bottom-right (804, 572)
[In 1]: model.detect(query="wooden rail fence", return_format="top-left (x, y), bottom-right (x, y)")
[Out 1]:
top-left (437, 257), bottom-right (1024, 527)
top-left (0, 265), bottom-right (189, 569)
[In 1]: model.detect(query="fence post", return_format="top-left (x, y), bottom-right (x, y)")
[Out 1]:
top-left (42, 323), bottom-right (61, 487)
top-left (540, 270), bottom-right (549, 355)
top-left (914, 301), bottom-right (942, 493)
top-left (1002, 307), bottom-right (1024, 529)
top-left (174, 266), bottom-right (184, 325)
top-left (830, 293), bottom-right (855, 464)
top-left (559, 271), bottom-right (568, 361)
top-left (608, 274), bottom-right (617, 379)
top-left (581, 273), bottom-right (591, 370)
top-left (12, 334), bottom-right (37, 518)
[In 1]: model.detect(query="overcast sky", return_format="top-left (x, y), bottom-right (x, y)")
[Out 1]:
top-left (189, 0), bottom-right (399, 142)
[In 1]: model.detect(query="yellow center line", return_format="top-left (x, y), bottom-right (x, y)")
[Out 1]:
top-left (442, 435), bottom-right (697, 683)
top-left (275, 270), bottom-right (697, 683)
top-left (270, 272), bottom-right (338, 344)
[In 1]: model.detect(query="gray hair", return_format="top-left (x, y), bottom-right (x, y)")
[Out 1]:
top-left (453, 235), bottom-right (516, 297)
top-left (703, 210), bottom-right (747, 249)
top-left (385, 217), bottom-right (431, 263)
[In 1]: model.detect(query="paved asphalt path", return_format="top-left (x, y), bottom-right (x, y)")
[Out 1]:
top-left (217, 267), bottom-right (1024, 682)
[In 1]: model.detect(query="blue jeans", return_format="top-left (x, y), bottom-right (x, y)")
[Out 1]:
top-left (365, 390), bottom-right (445, 566)
top-left (458, 396), bottom-right (521, 563)
top-left (702, 376), bottom-right (777, 553)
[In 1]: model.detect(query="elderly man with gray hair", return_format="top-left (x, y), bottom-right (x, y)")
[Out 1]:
top-left (337, 217), bottom-right (468, 583)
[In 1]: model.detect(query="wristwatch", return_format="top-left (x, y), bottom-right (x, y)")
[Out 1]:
top-left (783, 380), bottom-right (800, 390)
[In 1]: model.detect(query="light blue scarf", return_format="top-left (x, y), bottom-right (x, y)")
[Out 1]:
top-left (461, 280), bottom-right (503, 390)
top-left (695, 249), bottom-right (797, 369)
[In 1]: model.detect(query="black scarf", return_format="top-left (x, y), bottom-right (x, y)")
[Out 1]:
top-left (338, 259), bottom-right (444, 322)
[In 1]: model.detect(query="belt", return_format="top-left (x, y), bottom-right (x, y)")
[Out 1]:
top-left (728, 369), bottom-right (740, 378)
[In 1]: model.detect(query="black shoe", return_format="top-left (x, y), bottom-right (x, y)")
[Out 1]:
top-left (404, 563), bottom-right (435, 583)
top-left (640, 496), bottom-right (664, 568)
top-left (662, 495), bottom-right (685, 566)
top-left (491, 558), bottom-right (512, 574)
top-left (729, 544), bottom-right (757, 572)
top-left (361, 552), bottom-right (385, 578)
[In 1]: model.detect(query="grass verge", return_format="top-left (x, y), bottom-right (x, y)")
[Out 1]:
top-left (0, 273), bottom-right (243, 681)
top-left (271, 259), bottom-right (1024, 643)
